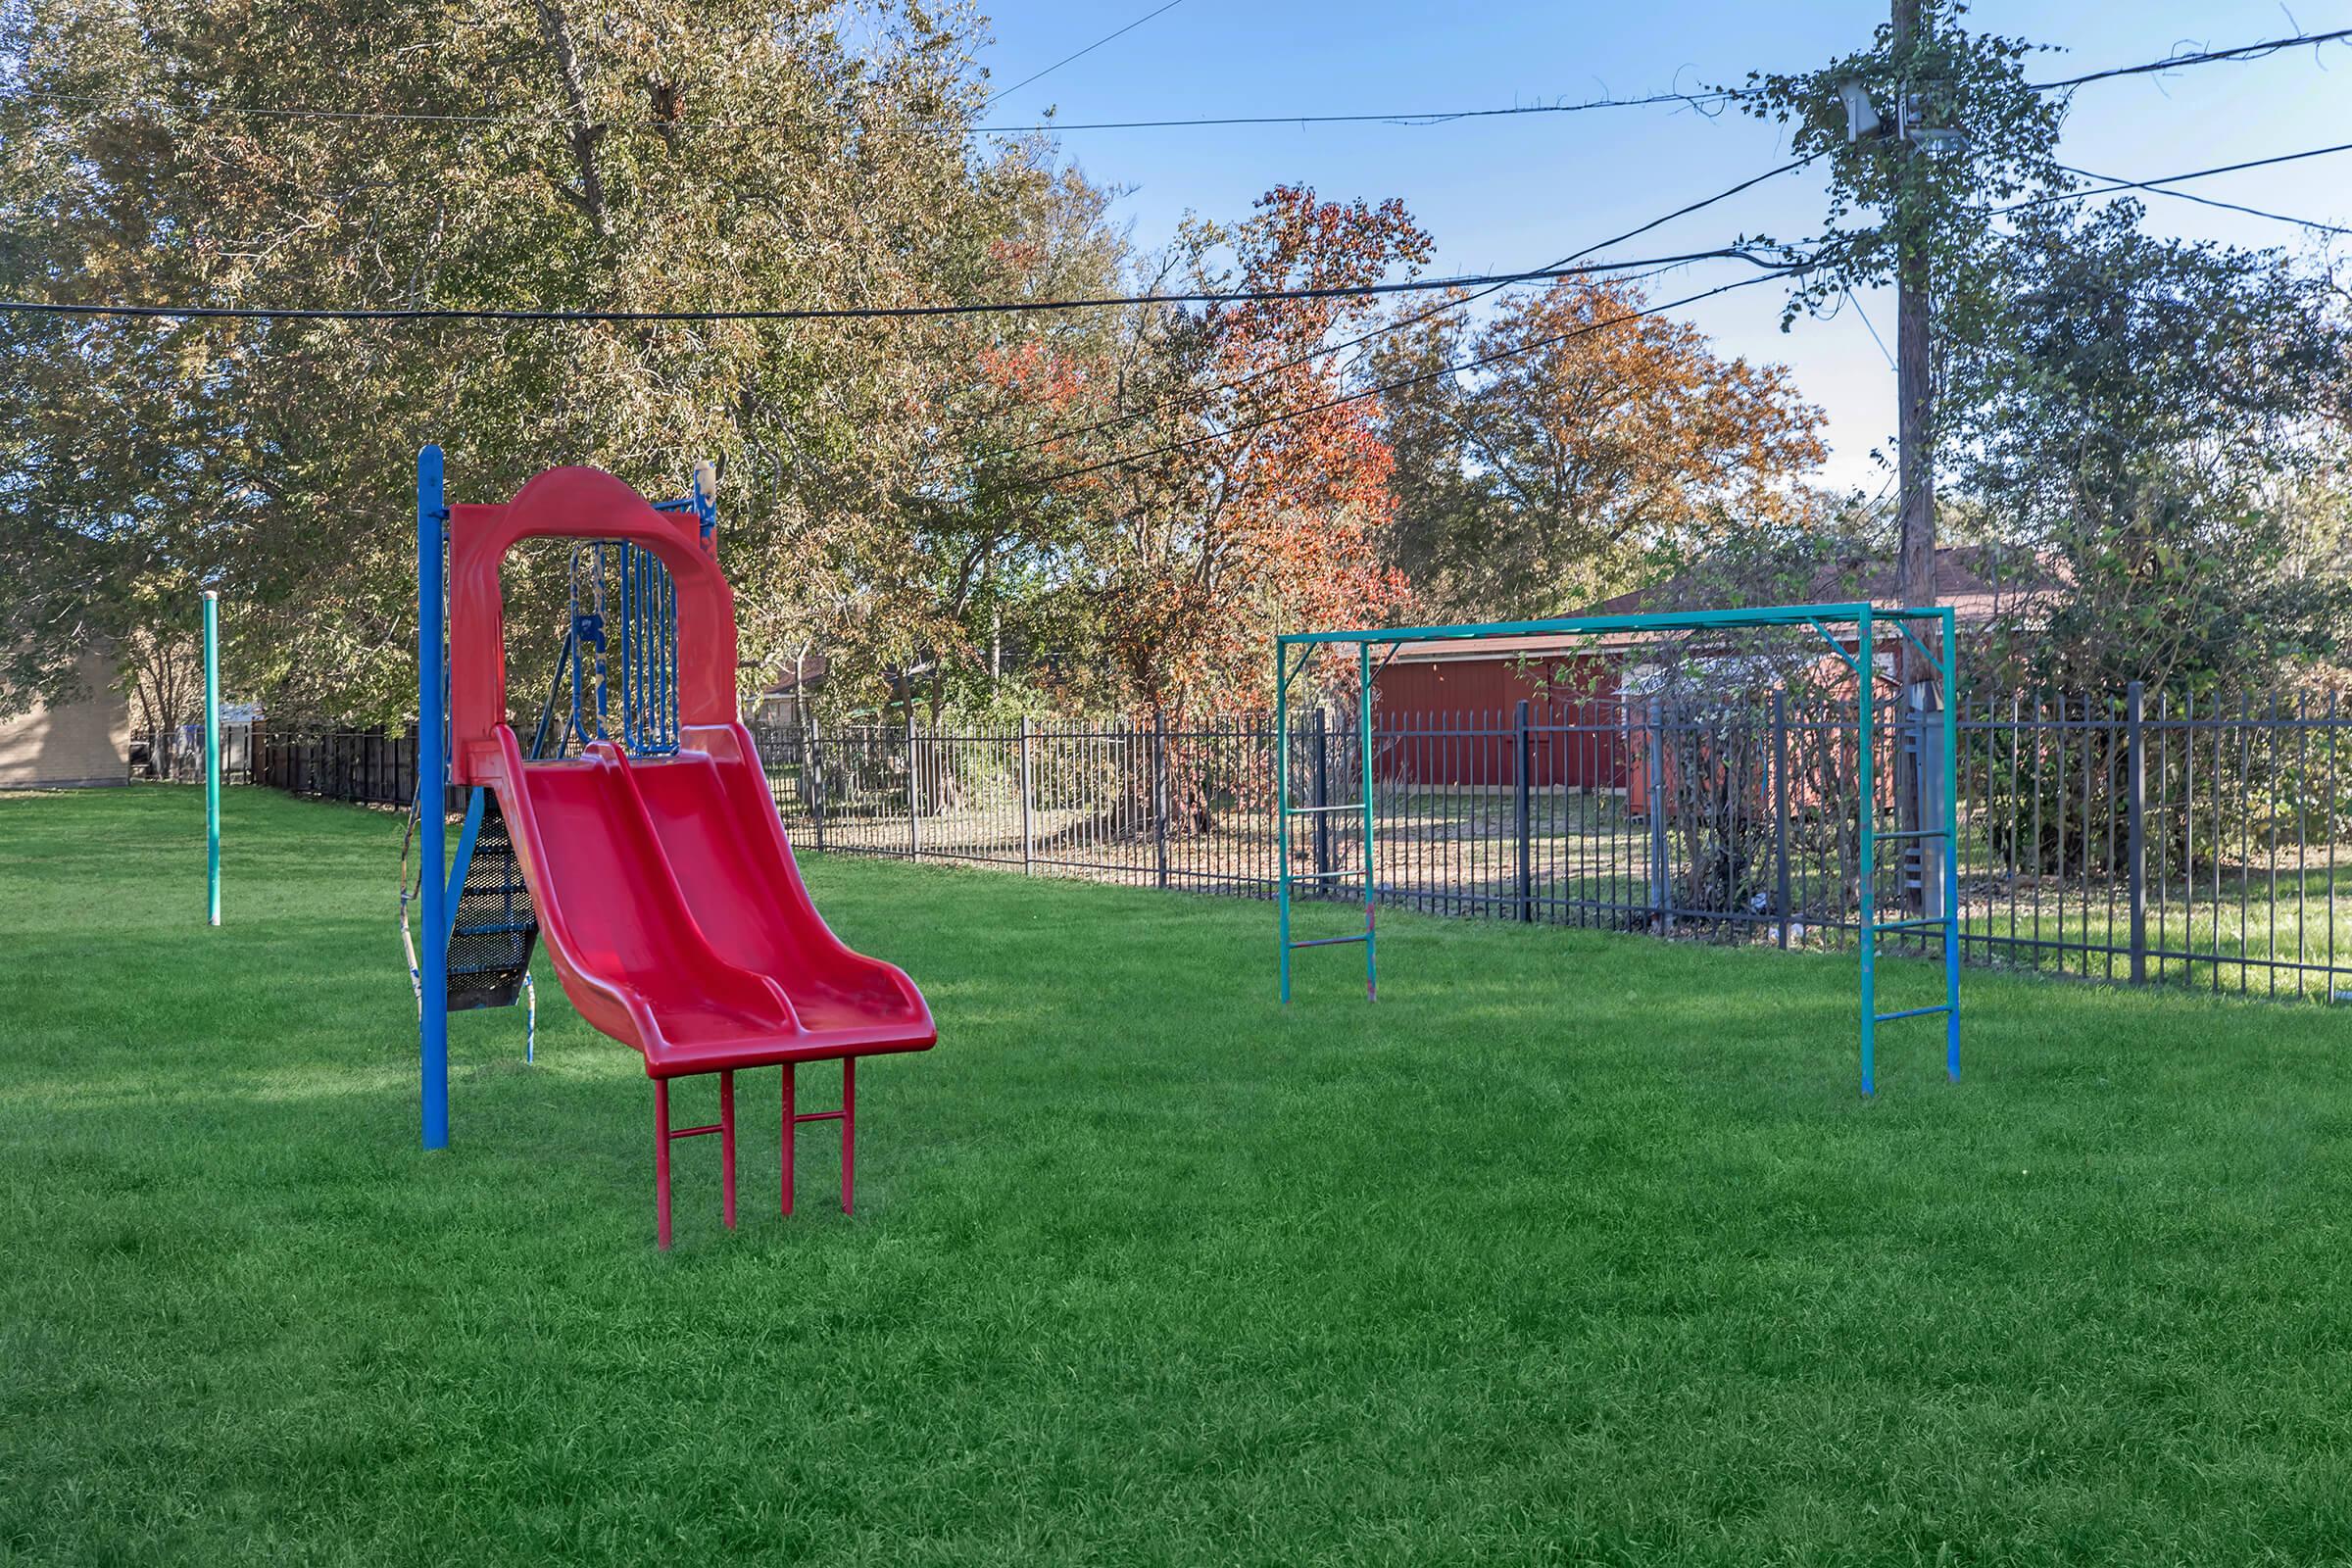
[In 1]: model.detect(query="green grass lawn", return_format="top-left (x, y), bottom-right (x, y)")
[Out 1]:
top-left (5, 787), bottom-right (2352, 1565)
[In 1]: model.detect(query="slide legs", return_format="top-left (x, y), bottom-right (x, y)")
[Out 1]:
top-left (783, 1058), bottom-right (856, 1217)
top-left (652, 1069), bottom-right (739, 1250)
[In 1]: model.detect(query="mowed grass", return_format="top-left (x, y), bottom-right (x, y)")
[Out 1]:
top-left (5, 788), bottom-right (2352, 1566)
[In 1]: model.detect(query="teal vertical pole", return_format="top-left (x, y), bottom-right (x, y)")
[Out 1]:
top-left (1940, 606), bottom-right (1961, 1082)
top-left (1857, 610), bottom-right (1877, 1097)
top-left (1276, 640), bottom-right (1293, 1002)
top-left (203, 590), bottom-right (220, 927)
top-left (417, 446), bottom-right (450, 1151)
top-left (1359, 639), bottom-right (1376, 1001)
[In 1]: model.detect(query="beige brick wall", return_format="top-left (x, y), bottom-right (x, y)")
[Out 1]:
top-left (0, 652), bottom-right (131, 788)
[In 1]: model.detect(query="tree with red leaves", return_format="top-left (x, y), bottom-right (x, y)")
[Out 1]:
top-left (1029, 184), bottom-right (1432, 720)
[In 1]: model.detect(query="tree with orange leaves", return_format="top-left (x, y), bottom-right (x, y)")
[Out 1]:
top-left (1370, 275), bottom-right (1828, 620)
top-left (1032, 184), bottom-right (1432, 720)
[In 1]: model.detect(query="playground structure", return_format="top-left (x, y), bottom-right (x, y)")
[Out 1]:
top-left (413, 450), bottom-right (936, 1247)
top-left (1275, 606), bottom-right (1962, 1097)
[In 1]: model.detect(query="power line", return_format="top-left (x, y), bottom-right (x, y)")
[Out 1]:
top-left (1843, 287), bottom-right (1896, 370)
top-left (1996, 141), bottom-right (2352, 219)
top-left (19, 25), bottom-right (2344, 136)
top-left (986, 0), bottom-right (1188, 106)
top-left (1026, 266), bottom-right (1815, 489)
top-left (984, 90), bottom-right (1734, 131)
top-left (9, 84), bottom-right (1733, 135)
top-left (2030, 25), bottom-right (2352, 91)
top-left (2056, 161), bottom-right (2352, 239)
top-left (0, 247), bottom-right (1778, 325)
top-left (983, 154), bottom-right (1822, 463)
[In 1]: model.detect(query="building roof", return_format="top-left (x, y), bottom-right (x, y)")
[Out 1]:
top-left (757, 652), bottom-right (831, 697)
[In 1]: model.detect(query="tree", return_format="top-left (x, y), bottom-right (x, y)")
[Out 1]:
top-left (1945, 204), bottom-right (2352, 691)
top-left (1735, 1), bottom-right (2066, 623)
top-left (1027, 184), bottom-right (1431, 720)
top-left (0, 0), bottom-right (1119, 727)
top-left (782, 165), bottom-right (1129, 722)
top-left (1368, 275), bottom-right (1828, 619)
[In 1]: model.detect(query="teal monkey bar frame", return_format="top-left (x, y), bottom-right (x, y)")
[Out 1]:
top-left (1275, 602), bottom-right (1961, 1096)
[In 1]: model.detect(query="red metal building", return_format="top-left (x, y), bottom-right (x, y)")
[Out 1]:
top-left (1365, 548), bottom-right (2037, 808)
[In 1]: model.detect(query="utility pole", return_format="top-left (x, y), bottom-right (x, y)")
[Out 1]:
top-left (1891, 0), bottom-right (1941, 915)
top-left (1892, 0), bottom-right (1936, 629)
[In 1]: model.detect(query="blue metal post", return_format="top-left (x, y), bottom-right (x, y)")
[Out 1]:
top-left (203, 590), bottom-right (220, 927)
top-left (417, 446), bottom-right (450, 1151)
top-left (1276, 641), bottom-right (1293, 1003)
top-left (591, 544), bottom-right (608, 741)
top-left (1359, 639), bottom-right (1376, 1001)
top-left (1940, 606), bottom-right (1961, 1081)
top-left (444, 788), bottom-right (485, 941)
top-left (618, 544), bottom-right (634, 745)
top-left (1857, 609), bottom-right (1876, 1098)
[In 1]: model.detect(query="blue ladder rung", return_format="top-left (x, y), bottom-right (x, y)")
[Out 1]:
top-left (1875, 828), bottom-right (1950, 841)
top-left (1873, 1004), bottom-right (1951, 1023)
top-left (448, 959), bottom-right (527, 977)
top-left (1288, 869), bottom-right (1368, 882)
top-left (1871, 918), bottom-right (1950, 934)
top-left (1290, 934), bottom-right (1370, 949)
top-left (1286, 805), bottom-right (1365, 815)
top-left (454, 919), bottom-right (535, 936)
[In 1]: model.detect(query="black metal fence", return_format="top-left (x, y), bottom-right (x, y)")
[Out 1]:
top-left (752, 687), bottom-right (2352, 1004)
top-left (170, 723), bottom-right (459, 810)
top-left (130, 723), bottom-right (256, 785)
top-left (221, 696), bottom-right (2346, 1003)
top-left (250, 727), bottom-right (422, 807)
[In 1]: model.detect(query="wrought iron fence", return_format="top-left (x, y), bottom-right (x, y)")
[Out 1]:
top-left (130, 722), bottom-right (256, 784)
top-left (245, 726), bottom-right (455, 808)
top-left (753, 686), bottom-right (2351, 1004)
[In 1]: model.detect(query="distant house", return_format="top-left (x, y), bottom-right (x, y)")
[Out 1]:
top-left (751, 652), bottom-right (840, 727)
top-left (0, 652), bottom-right (132, 788)
top-left (1365, 547), bottom-right (2038, 803)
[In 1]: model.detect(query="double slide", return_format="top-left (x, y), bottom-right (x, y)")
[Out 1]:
top-left (447, 466), bottom-right (934, 1082)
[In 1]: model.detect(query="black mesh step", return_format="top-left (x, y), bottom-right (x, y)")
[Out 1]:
top-left (448, 794), bottom-right (537, 1011)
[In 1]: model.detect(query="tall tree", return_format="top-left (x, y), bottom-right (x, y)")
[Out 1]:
top-left (1368, 275), bottom-right (1827, 619)
top-left (1946, 204), bottom-right (2352, 690)
top-left (1027, 184), bottom-right (1431, 718)
top-left (0, 0), bottom-right (1120, 724)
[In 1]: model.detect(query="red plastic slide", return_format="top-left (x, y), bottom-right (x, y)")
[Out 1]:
top-left (446, 466), bottom-right (933, 1243)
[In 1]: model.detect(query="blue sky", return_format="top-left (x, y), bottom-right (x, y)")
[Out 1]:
top-left (972, 1), bottom-right (2352, 492)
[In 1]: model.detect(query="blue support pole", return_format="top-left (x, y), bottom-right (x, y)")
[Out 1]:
top-left (1940, 606), bottom-right (1962, 1082)
top-left (1276, 641), bottom-right (1293, 1003)
top-left (417, 446), bottom-right (450, 1151)
top-left (203, 591), bottom-right (220, 927)
top-left (619, 544), bottom-right (634, 746)
top-left (1359, 639), bottom-right (1376, 1002)
top-left (1857, 610), bottom-right (1877, 1098)
top-left (444, 788), bottom-right (486, 943)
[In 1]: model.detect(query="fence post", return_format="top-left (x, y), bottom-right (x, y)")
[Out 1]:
top-left (906, 705), bottom-right (919, 861)
top-left (1915, 689), bottom-right (1946, 922)
top-left (1018, 715), bottom-right (1035, 875)
top-left (808, 718), bottom-right (827, 853)
top-left (1301, 705), bottom-right (1326, 886)
top-left (1152, 707), bottom-right (1170, 889)
top-left (1514, 699), bottom-right (1533, 921)
top-left (1647, 697), bottom-right (1669, 930)
top-left (2127, 679), bottom-right (2147, 984)
top-left (1774, 687), bottom-right (1792, 949)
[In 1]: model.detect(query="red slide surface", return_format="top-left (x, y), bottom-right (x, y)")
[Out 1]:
top-left (447, 466), bottom-right (934, 1080)
top-left (472, 727), bottom-right (933, 1076)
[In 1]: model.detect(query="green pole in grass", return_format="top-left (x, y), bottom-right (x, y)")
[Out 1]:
top-left (203, 590), bottom-right (221, 927)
